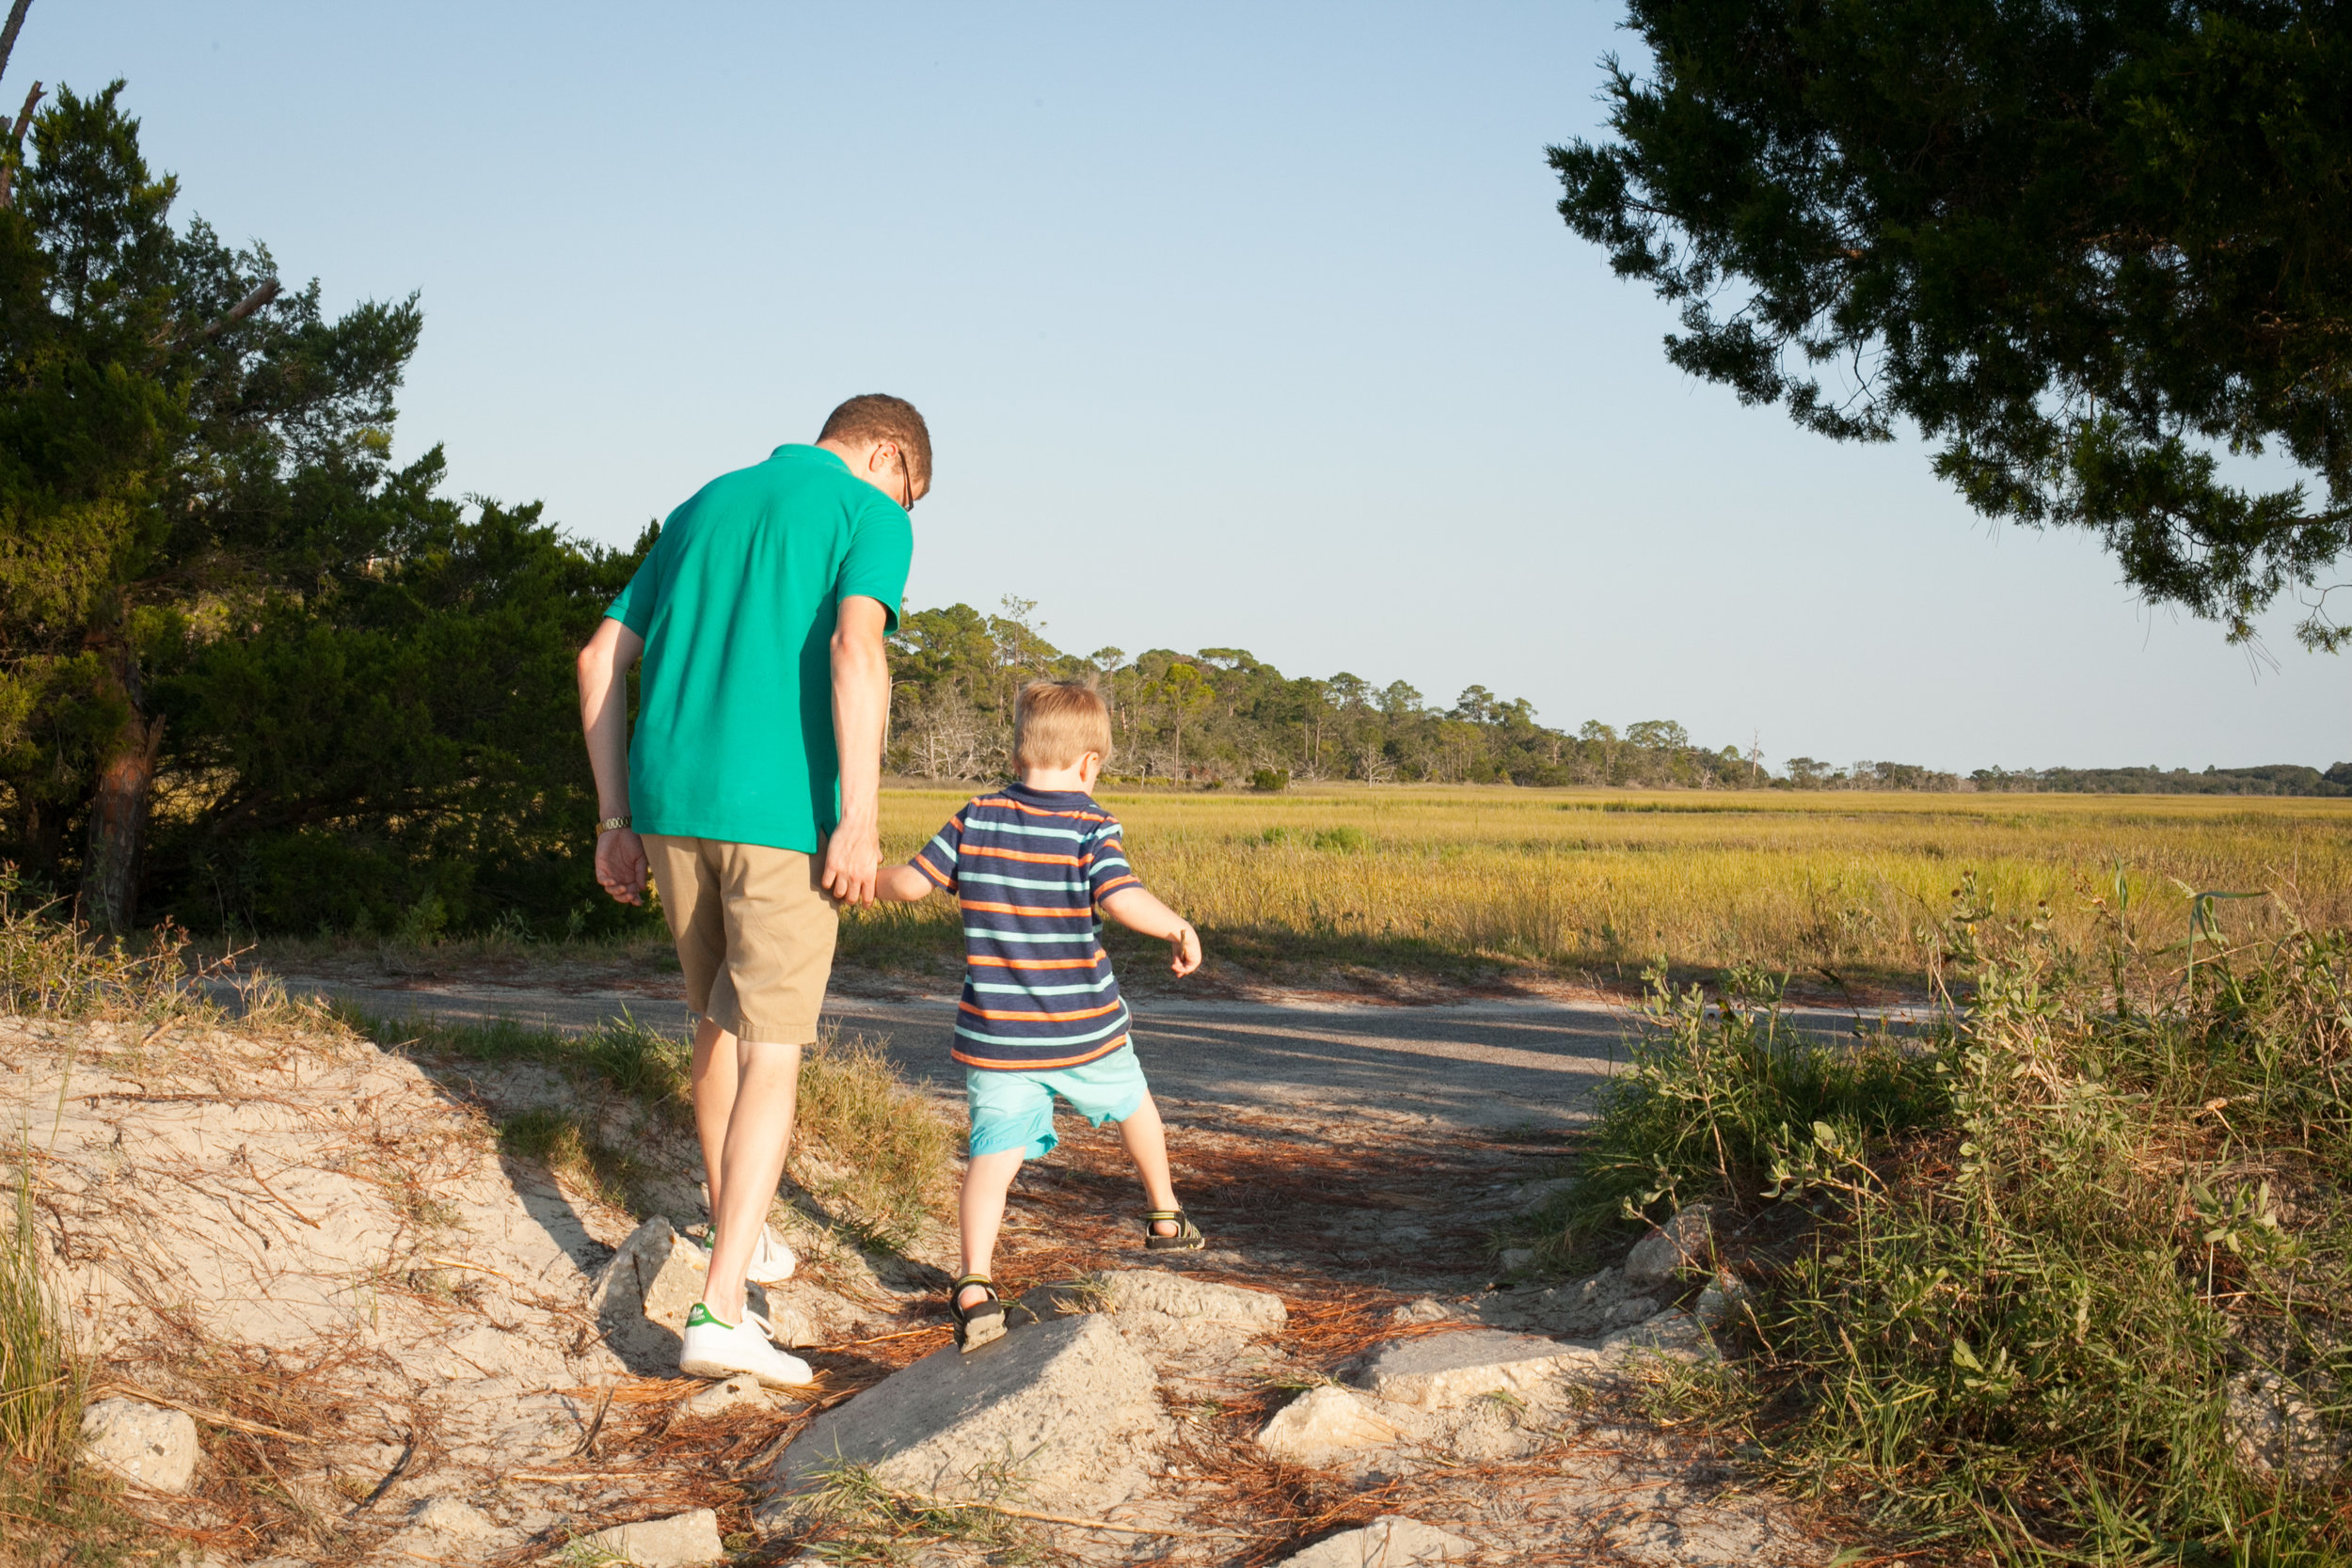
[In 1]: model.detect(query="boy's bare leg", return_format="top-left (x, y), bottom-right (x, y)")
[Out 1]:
top-left (691, 1017), bottom-right (803, 1322)
top-left (958, 1149), bottom-right (1025, 1307)
top-left (1114, 1094), bottom-right (1183, 1236)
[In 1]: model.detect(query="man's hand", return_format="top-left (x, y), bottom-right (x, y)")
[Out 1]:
top-left (822, 816), bottom-right (882, 907)
top-left (829, 595), bottom-right (891, 909)
top-left (1167, 921), bottom-right (1202, 977)
top-left (596, 828), bottom-right (648, 906)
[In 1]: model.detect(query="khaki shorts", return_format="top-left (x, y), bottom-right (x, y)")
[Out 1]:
top-left (644, 834), bottom-right (839, 1045)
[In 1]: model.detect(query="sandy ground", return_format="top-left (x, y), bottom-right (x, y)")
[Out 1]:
top-left (2, 957), bottom-right (1889, 1563)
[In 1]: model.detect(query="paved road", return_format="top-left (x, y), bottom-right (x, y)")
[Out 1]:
top-left (254, 972), bottom-right (1921, 1135)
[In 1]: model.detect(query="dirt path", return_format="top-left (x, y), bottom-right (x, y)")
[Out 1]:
top-left (250, 965), bottom-right (1922, 1136)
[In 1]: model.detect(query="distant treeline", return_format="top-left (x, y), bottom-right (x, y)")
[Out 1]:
top-left (1969, 764), bottom-right (2352, 798)
top-left (894, 602), bottom-right (2350, 800)
top-left (889, 599), bottom-right (1766, 789)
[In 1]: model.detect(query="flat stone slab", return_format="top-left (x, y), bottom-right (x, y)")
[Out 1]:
top-left (762, 1313), bottom-right (1168, 1522)
top-left (580, 1507), bottom-right (724, 1566)
top-left (1258, 1384), bottom-right (1405, 1464)
top-left (1354, 1329), bottom-right (1598, 1410)
top-left (1276, 1515), bottom-right (1476, 1566)
top-left (1103, 1269), bottom-right (1287, 1329)
top-left (81, 1397), bottom-right (198, 1492)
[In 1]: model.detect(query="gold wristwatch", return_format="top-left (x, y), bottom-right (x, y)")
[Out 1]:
top-left (596, 816), bottom-right (632, 834)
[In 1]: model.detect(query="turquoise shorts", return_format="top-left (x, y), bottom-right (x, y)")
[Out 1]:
top-left (965, 1045), bottom-right (1151, 1160)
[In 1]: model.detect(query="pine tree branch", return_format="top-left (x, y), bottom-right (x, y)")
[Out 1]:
top-left (199, 278), bottom-right (282, 340)
top-left (9, 77), bottom-right (37, 145)
top-left (0, 79), bottom-right (40, 209)
top-left (0, 0), bottom-right (34, 92)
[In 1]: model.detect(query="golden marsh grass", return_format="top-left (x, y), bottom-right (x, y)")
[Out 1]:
top-left (854, 784), bottom-right (2352, 988)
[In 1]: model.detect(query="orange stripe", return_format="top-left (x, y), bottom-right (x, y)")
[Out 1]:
top-left (968, 953), bottom-right (1107, 970)
top-left (953, 1036), bottom-right (1129, 1070)
top-left (916, 858), bottom-right (953, 888)
top-left (971, 796), bottom-right (1111, 823)
top-left (1094, 875), bottom-right (1141, 896)
top-left (961, 844), bottom-right (1083, 867)
top-left (959, 999), bottom-right (1125, 1022)
top-left (960, 899), bottom-right (1093, 918)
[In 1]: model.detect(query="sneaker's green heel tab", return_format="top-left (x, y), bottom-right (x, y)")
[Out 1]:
top-left (1142, 1209), bottom-right (1206, 1251)
top-left (685, 1301), bottom-right (725, 1329)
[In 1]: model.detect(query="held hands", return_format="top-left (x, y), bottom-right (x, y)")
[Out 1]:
top-left (596, 829), bottom-right (648, 906)
top-left (822, 817), bottom-right (882, 907)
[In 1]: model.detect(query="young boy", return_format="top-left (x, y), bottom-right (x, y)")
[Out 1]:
top-left (873, 680), bottom-right (1204, 1351)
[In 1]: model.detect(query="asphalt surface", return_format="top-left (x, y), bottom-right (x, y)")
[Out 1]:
top-left (253, 971), bottom-right (1922, 1135)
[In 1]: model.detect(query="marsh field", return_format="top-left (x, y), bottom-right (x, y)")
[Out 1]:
top-left (840, 784), bottom-right (2352, 995)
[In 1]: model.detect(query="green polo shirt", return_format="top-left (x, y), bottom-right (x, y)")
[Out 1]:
top-left (606, 444), bottom-right (913, 851)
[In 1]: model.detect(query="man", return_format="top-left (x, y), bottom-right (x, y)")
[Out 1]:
top-left (575, 394), bottom-right (928, 1386)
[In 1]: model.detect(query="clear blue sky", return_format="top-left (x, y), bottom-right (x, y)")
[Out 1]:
top-left (30, 2), bottom-right (2349, 773)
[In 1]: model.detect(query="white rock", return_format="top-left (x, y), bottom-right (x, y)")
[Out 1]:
top-left (1599, 1308), bottom-right (1719, 1364)
top-left (1102, 1268), bottom-right (1288, 1330)
top-left (80, 1397), bottom-right (198, 1492)
top-left (1257, 1385), bottom-right (1404, 1464)
top-left (1605, 1293), bottom-right (1661, 1328)
top-left (406, 1496), bottom-right (493, 1536)
top-left (1694, 1269), bottom-right (1755, 1329)
top-left (1511, 1175), bottom-right (1579, 1214)
top-left (1275, 1514), bottom-right (1476, 1565)
top-left (1389, 1297), bottom-right (1455, 1325)
top-left (1623, 1204), bottom-right (1714, 1291)
top-left (579, 1506), bottom-right (725, 1566)
top-left (685, 1372), bottom-right (771, 1418)
top-left (2228, 1370), bottom-right (2349, 1482)
top-left (1498, 1247), bottom-right (1535, 1273)
top-left (762, 1313), bottom-right (1168, 1525)
top-left (1353, 1330), bottom-right (1598, 1410)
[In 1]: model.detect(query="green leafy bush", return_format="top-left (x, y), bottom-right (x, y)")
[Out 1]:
top-left (1565, 882), bottom-right (2352, 1560)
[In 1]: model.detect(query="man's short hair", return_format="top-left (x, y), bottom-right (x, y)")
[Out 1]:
top-left (1014, 681), bottom-right (1112, 771)
top-left (818, 394), bottom-right (932, 494)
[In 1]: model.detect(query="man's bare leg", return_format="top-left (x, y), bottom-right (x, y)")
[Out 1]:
top-left (1115, 1094), bottom-right (1182, 1237)
top-left (691, 1022), bottom-right (803, 1323)
top-left (957, 1149), bottom-right (1025, 1309)
top-left (690, 1016), bottom-right (738, 1232)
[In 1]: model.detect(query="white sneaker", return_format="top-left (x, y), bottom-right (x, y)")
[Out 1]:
top-left (693, 1226), bottom-right (798, 1286)
top-left (749, 1228), bottom-right (798, 1285)
top-left (677, 1303), bottom-right (815, 1388)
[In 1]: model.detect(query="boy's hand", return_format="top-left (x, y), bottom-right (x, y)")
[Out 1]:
top-left (1168, 921), bottom-right (1201, 977)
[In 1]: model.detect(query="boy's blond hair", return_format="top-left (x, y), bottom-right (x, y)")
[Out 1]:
top-left (1014, 681), bottom-right (1112, 771)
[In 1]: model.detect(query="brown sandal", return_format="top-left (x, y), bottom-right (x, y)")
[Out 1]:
top-left (949, 1275), bottom-right (1007, 1352)
top-left (1142, 1210), bottom-right (1205, 1251)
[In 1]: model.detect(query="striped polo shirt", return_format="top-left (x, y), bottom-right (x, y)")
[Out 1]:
top-left (912, 784), bottom-right (1143, 1070)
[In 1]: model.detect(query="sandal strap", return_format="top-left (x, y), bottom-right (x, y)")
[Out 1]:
top-left (949, 1275), bottom-right (1004, 1325)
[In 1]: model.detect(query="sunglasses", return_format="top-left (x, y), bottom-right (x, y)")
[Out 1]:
top-left (889, 444), bottom-right (918, 510)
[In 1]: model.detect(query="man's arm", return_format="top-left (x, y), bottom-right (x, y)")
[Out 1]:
top-left (577, 617), bottom-right (647, 905)
top-left (825, 595), bottom-right (892, 906)
top-left (1100, 887), bottom-right (1203, 976)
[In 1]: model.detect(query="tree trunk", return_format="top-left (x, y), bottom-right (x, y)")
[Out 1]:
top-left (79, 650), bottom-right (164, 934)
